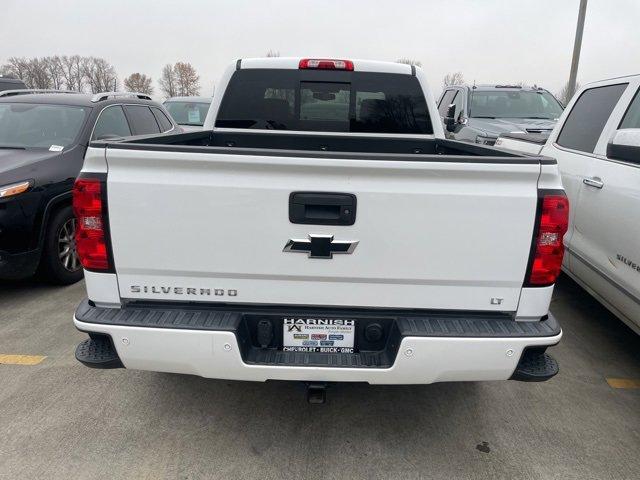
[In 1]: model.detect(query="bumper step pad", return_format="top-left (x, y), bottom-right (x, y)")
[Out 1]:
top-left (511, 350), bottom-right (558, 382)
top-left (75, 336), bottom-right (124, 369)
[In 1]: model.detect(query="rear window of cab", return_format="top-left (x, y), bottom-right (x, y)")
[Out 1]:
top-left (215, 69), bottom-right (433, 134)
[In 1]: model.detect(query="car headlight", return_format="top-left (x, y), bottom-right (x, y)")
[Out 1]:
top-left (475, 135), bottom-right (497, 146)
top-left (0, 180), bottom-right (32, 198)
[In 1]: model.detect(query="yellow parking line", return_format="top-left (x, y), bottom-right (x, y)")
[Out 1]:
top-left (0, 354), bottom-right (47, 366)
top-left (606, 378), bottom-right (640, 389)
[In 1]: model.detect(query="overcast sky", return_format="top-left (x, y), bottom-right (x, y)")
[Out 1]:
top-left (2, 0), bottom-right (639, 98)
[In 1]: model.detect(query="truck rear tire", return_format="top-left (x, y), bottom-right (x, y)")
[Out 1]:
top-left (40, 205), bottom-right (84, 285)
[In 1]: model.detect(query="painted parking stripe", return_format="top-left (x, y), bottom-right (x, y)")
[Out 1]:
top-left (606, 378), bottom-right (640, 389)
top-left (0, 354), bottom-right (47, 365)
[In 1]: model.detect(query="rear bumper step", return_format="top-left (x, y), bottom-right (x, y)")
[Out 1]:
top-left (75, 299), bottom-right (560, 337)
top-left (74, 299), bottom-right (561, 383)
top-left (75, 335), bottom-right (124, 369)
top-left (511, 349), bottom-right (559, 382)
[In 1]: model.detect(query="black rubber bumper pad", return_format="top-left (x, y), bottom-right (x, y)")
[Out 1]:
top-left (511, 350), bottom-right (559, 382)
top-left (75, 336), bottom-right (124, 369)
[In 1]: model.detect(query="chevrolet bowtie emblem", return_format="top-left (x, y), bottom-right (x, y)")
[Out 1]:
top-left (283, 234), bottom-right (359, 259)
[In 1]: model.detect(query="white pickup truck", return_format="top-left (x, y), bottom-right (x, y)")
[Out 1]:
top-left (72, 58), bottom-right (566, 401)
top-left (496, 74), bottom-right (640, 335)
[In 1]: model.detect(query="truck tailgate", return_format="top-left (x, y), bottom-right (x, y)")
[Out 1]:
top-left (105, 148), bottom-right (540, 312)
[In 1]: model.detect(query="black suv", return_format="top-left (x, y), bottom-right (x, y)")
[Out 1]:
top-left (0, 90), bottom-right (178, 284)
top-left (0, 75), bottom-right (27, 92)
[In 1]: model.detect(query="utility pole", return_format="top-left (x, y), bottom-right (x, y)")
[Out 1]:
top-left (567, 0), bottom-right (588, 100)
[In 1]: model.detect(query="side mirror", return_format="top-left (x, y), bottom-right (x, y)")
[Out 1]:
top-left (607, 129), bottom-right (640, 164)
top-left (444, 104), bottom-right (457, 133)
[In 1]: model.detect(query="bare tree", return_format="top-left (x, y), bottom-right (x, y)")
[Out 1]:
top-left (1, 57), bottom-right (30, 84)
top-left (266, 50), bottom-right (280, 57)
top-left (396, 58), bottom-right (422, 67)
top-left (443, 72), bottom-right (465, 87)
top-left (557, 80), bottom-right (581, 106)
top-left (61, 55), bottom-right (85, 92)
top-left (159, 64), bottom-right (177, 97)
top-left (83, 57), bottom-right (118, 93)
top-left (27, 58), bottom-right (53, 89)
top-left (45, 56), bottom-right (65, 90)
top-left (124, 73), bottom-right (154, 95)
top-left (174, 62), bottom-right (200, 96)
top-left (2, 55), bottom-right (121, 92)
top-left (3, 56), bottom-right (64, 89)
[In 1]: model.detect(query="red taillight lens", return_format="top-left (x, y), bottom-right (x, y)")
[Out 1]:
top-left (528, 193), bottom-right (569, 286)
top-left (299, 58), bottom-right (354, 71)
top-left (73, 177), bottom-right (109, 270)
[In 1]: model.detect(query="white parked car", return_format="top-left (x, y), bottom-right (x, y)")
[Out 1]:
top-left (496, 75), bottom-right (640, 334)
top-left (72, 58), bottom-right (567, 401)
top-left (163, 96), bottom-right (212, 131)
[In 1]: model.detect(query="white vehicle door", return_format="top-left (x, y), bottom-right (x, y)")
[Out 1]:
top-left (570, 82), bottom-right (640, 329)
top-left (546, 82), bottom-right (629, 270)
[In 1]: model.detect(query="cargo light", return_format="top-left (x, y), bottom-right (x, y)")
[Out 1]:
top-left (299, 58), bottom-right (354, 71)
top-left (72, 177), bottom-right (110, 271)
top-left (526, 192), bottom-right (569, 286)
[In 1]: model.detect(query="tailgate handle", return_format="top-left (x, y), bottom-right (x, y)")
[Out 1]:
top-left (289, 192), bottom-right (357, 226)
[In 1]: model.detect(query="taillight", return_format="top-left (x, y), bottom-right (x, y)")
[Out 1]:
top-left (72, 177), bottom-right (110, 271)
top-left (299, 58), bottom-right (354, 71)
top-left (526, 192), bottom-right (569, 286)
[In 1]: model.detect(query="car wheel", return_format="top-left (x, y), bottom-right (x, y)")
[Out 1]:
top-left (40, 205), bottom-right (84, 285)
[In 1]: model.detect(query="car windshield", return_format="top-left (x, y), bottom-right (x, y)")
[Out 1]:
top-left (0, 103), bottom-right (88, 149)
top-left (164, 101), bottom-right (211, 126)
top-left (469, 90), bottom-right (563, 119)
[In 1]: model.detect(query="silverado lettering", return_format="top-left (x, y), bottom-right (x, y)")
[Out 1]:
top-left (617, 254), bottom-right (640, 273)
top-left (130, 286), bottom-right (238, 296)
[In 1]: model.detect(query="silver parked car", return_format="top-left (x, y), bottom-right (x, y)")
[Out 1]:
top-left (437, 84), bottom-right (563, 146)
top-left (163, 96), bottom-right (212, 131)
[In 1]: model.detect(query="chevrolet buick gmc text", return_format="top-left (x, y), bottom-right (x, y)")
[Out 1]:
top-left (72, 58), bottom-right (567, 394)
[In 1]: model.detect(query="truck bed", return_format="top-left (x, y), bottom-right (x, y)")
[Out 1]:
top-left (94, 130), bottom-right (555, 165)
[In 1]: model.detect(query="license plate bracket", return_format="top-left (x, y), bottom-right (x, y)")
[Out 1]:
top-left (282, 317), bottom-right (356, 353)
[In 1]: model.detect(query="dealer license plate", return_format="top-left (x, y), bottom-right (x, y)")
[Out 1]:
top-left (282, 317), bottom-right (355, 353)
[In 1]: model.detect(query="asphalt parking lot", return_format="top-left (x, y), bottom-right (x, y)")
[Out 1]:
top-left (1, 275), bottom-right (639, 480)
